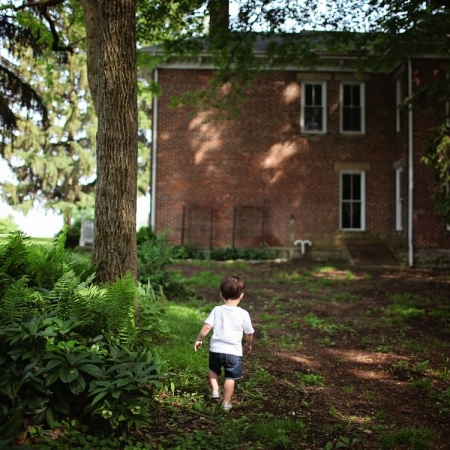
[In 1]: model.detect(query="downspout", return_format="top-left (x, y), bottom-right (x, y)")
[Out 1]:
top-left (150, 67), bottom-right (158, 231)
top-left (407, 59), bottom-right (414, 267)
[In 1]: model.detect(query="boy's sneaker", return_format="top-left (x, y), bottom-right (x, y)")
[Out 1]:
top-left (222, 402), bottom-right (232, 411)
top-left (211, 391), bottom-right (221, 400)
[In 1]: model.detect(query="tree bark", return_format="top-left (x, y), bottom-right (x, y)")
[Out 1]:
top-left (79, 0), bottom-right (100, 114)
top-left (92, 0), bottom-right (138, 282)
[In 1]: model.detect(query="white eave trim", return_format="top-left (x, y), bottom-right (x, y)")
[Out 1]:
top-left (142, 47), bottom-right (363, 71)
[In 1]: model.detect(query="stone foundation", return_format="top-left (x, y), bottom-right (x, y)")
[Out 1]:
top-left (413, 248), bottom-right (450, 269)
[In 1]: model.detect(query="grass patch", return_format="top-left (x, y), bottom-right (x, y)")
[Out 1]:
top-left (379, 426), bottom-right (436, 450)
top-left (248, 413), bottom-right (308, 449)
top-left (154, 303), bottom-right (207, 388)
top-left (182, 270), bottom-right (223, 288)
top-left (330, 292), bottom-right (358, 303)
top-left (303, 313), bottom-right (339, 334)
top-left (295, 371), bottom-right (325, 388)
top-left (278, 332), bottom-right (303, 347)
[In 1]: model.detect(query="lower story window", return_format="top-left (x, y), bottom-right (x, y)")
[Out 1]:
top-left (340, 171), bottom-right (365, 230)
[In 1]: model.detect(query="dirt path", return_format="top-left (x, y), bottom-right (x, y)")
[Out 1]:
top-left (171, 260), bottom-right (450, 449)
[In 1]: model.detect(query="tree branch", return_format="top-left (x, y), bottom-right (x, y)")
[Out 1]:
top-left (16, 0), bottom-right (74, 52)
top-left (38, 5), bottom-right (74, 52)
top-left (16, 0), bottom-right (66, 10)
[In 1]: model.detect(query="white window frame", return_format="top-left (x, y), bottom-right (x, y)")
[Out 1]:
top-left (340, 170), bottom-right (366, 231)
top-left (340, 82), bottom-right (365, 134)
top-left (395, 79), bottom-right (402, 133)
top-left (301, 81), bottom-right (327, 133)
top-left (395, 166), bottom-right (403, 231)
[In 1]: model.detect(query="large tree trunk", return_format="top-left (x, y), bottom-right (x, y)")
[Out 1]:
top-left (79, 0), bottom-right (100, 114)
top-left (92, 0), bottom-right (138, 282)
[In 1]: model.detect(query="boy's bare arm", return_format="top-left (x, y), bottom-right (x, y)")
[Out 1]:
top-left (194, 324), bottom-right (212, 351)
top-left (244, 333), bottom-right (254, 354)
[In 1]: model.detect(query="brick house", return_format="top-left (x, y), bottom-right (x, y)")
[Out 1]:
top-left (145, 38), bottom-right (450, 267)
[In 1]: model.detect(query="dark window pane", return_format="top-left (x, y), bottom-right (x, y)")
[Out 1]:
top-left (343, 107), bottom-right (361, 131)
top-left (353, 174), bottom-right (361, 200)
top-left (305, 84), bottom-right (322, 106)
top-left (304, 106), bottom-right (323, 130)
top-left (344, 84), bottom-right (361, 107)
top-left (342, 202), bottom-right (352, 228)
top-left (353, 108), bottom-right (362, 130)
top-left (343, 109), bottom-right (352, 130)
top-left (342, 174), bottom-right (352, 200)
top-left (305, 85), bottom-right (313, 105)
top-left (342, 174), bottom-right (362, 200)
top-left (342, 202), bottom-right (362, 229)
top-left (352, 85), bottom-right (361, 105)
top-left (352, 203), bottom-right (361, 228)
top-left (343, 85), bottom-right (352, 106)
top-left (313, 85), bottom-right (322, 105)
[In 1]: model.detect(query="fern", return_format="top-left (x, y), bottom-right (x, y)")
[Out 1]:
top-left (0, 270), bottom-right (13, 299)
top-left (0, 276), bottom-right (36, 326)
top-left (0, 233), bottom-right (150, 348)
top-left (0, 230), bottom-right (95, 291)
top-left (36, 269), bottom-right (140, 346)
top-left (26, 243), bottom-right (69, 289)
top-left (44, 269), bottom-right (82, 321)
top-left (100, 273), bottom-right (139, 345)
top-left (62, 279), bottom-right (108, 333)
top-left (0, 231), bottom-right (30, 281)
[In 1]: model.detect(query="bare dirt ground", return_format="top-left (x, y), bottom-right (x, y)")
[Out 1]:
top-left (171, 259), bottom-right (450, 449)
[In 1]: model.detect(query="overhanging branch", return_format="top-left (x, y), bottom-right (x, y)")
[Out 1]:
top-left (16, 0), bottom-right (74, 53)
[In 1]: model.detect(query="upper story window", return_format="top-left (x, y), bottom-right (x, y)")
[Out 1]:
top-left (301, 82), bottom-right (326, 133)
top-left (340, 82), bottom-right (365, 133)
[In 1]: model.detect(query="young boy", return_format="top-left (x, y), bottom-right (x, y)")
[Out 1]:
top-left (194, 275), bottom-right (254, 411)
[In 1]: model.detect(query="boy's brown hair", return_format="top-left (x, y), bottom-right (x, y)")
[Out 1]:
top-left (220, 276), bottom-right (245, 300)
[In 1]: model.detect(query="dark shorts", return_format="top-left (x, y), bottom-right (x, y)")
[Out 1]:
top-left (209, 352), bottom-right (243, 380)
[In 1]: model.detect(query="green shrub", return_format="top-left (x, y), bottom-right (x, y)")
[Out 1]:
top-left (0, 231), bottom-right (167, 446)
top-left (171, 245), bottom-right (278, 261)
top-left (209, 247), bottom-right (276, 261)
top-left (86, 345), bottom-right (163, 430)
top-left (0, 314), bottom-right (165, 440)
top-left (136, 225), bottom-right (156, 245)
top-left (172, 244), bottom-right (207, 260)
top-left (54, 221), bottom-right (82, 249)
top-left (137, 230), bottom-right (192, 300)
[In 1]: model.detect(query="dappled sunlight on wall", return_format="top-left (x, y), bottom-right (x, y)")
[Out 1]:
top-left (189, 111), bottom-right (228, 166)
top-left (282, 81), bottom-right (300, 104)
top-left (260, 140), bottom-right (300, 185)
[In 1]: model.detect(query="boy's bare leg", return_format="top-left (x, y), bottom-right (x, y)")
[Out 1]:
top-left (208, 370), bottom-right (220, 392)
top-left (223, 379), bottom-right (235, 404)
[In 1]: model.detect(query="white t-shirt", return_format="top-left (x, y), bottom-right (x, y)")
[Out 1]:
top-left (205, 304), bottom-right (254, 356)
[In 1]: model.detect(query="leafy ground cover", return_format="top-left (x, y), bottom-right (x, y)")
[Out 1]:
top-left (149, 259), bottom-right (450, 450)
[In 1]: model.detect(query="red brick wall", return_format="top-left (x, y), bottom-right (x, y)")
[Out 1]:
top-left (154, 62), bottom-right (449, 252)
top-left (409, 59), bottom-right (449, 248)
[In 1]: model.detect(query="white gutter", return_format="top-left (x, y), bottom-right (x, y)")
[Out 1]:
top-left (407, 59), bottom-right (414, 267)
top-left (150, 68), bottom-right (158, 230)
